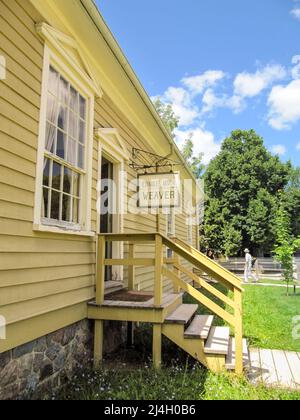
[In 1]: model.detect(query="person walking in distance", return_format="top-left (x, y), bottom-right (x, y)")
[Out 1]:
top-left (244, 248), bottom-right (258, 283)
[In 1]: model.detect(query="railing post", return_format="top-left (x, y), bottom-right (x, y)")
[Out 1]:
top-left (234, 287), bottom-right (243, 375)
top-left (153, 324), bottom-right (162, 369)
top-left (154, 234), bottom-right (163, 307)
top-left (127, 242), bottom-right (135, 348)
top-left (96, 235), bottom-right (106, 305)
top-left (94, 235), bottom-right (106, 368)
top-left (128, 243), bottom-right (135, 291)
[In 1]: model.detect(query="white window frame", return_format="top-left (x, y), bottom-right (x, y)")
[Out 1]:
top-left (95, 128), bottom-right (129, 281)
top-left (34, 45), bottom-right (96, 236)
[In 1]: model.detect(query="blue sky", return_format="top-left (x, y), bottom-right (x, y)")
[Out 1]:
top-left (97, 0), bottom-right (300, 166)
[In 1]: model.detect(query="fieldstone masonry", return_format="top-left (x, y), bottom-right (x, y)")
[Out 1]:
top-left (0, 320), bottom-right (126, 399)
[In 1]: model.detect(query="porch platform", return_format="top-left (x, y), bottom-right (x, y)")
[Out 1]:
top-left (88, 293), bottom-right (183, 323)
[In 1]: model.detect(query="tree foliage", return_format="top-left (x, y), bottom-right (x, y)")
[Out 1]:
top-left (181, 138), bottom-right (206, 179)
top-left (203, 129), bottom-right (291, 255)
top-left (152, 98), bottom-right (179, 139)
top-left (273, 201), bottom-right (300, 295)
top-left (153, 98), bottom-right (204, 179)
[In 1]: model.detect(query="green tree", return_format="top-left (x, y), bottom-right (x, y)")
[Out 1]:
top-left (153, 99), bottom-right (204, 179)
top-left (223, 221), bottom-right (243, 259)
top-left (284, 166), bottom-right (300, 239)
top-left (182, 138), bottom-right (205, 179)
top-left (273, 202), bottom-right (300, 295)
top-left (204, 129), bottom-right (291, 255)
top-left (152, 98), bottom-right (179, 138)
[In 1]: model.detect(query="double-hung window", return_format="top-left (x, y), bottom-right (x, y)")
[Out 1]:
top-left (41, 66), bottom-right (87, 230)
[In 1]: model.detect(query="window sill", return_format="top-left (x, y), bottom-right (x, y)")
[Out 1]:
top-left (33, 224), bottom-right (95, 238)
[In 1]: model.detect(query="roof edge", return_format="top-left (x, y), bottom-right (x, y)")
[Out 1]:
top-left (80, 0), bottom-right (198, 185)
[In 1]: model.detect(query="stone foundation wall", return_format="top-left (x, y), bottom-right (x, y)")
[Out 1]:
top-left (0, 320), bottom-right (126, 400)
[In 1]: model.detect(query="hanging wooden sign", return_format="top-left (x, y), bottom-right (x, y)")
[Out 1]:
top-left (138, 172), bottom-right (181, 209)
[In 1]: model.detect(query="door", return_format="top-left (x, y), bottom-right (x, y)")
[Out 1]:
top-left (100, 157), bottom-right (114, 282)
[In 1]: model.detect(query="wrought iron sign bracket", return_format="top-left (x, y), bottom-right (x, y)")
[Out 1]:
top-left (129, 147), bottom-right (182, 174)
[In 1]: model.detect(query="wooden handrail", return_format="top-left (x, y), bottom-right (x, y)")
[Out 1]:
top-left (162, 267), bottom-right (236, 326)
top-left (96, 232), bottom-right (244, 374)
top-left (163, 235), bottom-right (243, 291)
top-left (174, 262), bottom-right (236, 310)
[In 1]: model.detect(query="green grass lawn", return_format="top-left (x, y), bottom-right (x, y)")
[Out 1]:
top-left (242, 285), bottom-right (300, 351)
top-left (54, 284), bottom-right (300, 400)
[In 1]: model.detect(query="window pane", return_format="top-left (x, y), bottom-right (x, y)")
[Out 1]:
top-left (62, 194), bottom-right (71, 222)
top-left (78, 144), bottom-right (84, 169)
top-left (46, 94), bottom-right (57, 124)
top-left (59, 76), bottom-right (69, 105)
top-left (79, 120), bottom-right (86, 144)
top-left (70, 86), bottom-right (78, 113)
top-left (73, 173), bottom-right (80, 198)
top-left (50, 191), bottom-right (60, 220)
top-left (45, 123), bottom-right (56, 154)
top-left (48, 67), bottom-right (59, 96)
top-left (79, 95), bottom-right (86, 120)
top-left (69, 111), bottom-right (78, 140)
top-left (67, 138), bottom-right (77, 166)
top-left (57, 105), bottom-right (67, 131)
top-left (42, 188), bottom-right (49, 218)
top-left (56, 130), bottom-right (66, 159)
top-left (63, 167), bottom-right (72, 194)
top-left (52, 162), bottom-right (61, 191)
top-left (72, 198), bottom-right (79, 224)
top-left (43, 158), bottom-right (50, 187)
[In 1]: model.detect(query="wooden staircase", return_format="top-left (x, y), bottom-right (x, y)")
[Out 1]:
top-left (89, 233), bottom-right (246, 375)
top-left (162, 303), bottom-right (250, 372)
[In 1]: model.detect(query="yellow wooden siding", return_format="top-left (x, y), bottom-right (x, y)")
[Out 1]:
top-left (0, 0), bottom-right (97, 352)
top-left (0, 0), bottom-right (199, 353)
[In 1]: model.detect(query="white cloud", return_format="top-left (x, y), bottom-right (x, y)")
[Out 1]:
top-left (268, 79), bottom-right (300, 130)
top-left (296, 142), bottom-right (300, 150)
top-left (160, 86), bottom-right (199, 126)
top-left (234, 64), bottom-right (286, 98)
top-left (182, 70), bottom-right (225, 96)
top-left (271, 144), bottom-right (286, 155)
top-left (175, 127), bottom-right (221, 165)
top-left (291, 7), bottom-right (300, 21)
top-left (202, 89), bottom-right (245, 114)
top-left (291, 55), bottom-right (300, 79)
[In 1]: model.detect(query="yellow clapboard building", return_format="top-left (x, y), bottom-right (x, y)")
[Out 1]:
top-left (0, 0), bottom-right (245, 399)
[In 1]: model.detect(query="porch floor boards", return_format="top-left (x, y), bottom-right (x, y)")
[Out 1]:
top-left (249, 348), bottom-right (300, 390)
top-left (89, 293), bottom-right (183, 309)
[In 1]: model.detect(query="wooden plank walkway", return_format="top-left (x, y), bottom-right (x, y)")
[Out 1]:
top-left (249, 348), bottom-right (300, 390)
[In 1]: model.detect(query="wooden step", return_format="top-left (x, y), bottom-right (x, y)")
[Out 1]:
top-left (184, 315), bottom-right (214, 340)
top-left (164, 304), bottom-right (198, 325)
top-left (225, 338), bottom-right (250, 370)
top-left (204, 326), bottom-right (230, 355)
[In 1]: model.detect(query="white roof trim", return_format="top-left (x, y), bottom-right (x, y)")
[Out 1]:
top-left (95, 128), bottom-right (130, 161)
top-left (36, 22), bottom-right (103, 98)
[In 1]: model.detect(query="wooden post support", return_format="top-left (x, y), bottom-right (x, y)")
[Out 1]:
top-left (154, 234), bottom-right (163, 307)
top-left (234, 288), bottom-right (243, 375)
top-left (128, 243), bottom-right (135, 291)
top-left (153, 324), bottom-right (162, 369)
top-left (96, 235), bottom-right (106, 305)
top-left (156, 213), bottom-right (161, 233)
top-left (94, 320), bottom-right (104, 368)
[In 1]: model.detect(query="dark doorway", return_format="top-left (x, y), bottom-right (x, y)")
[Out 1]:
top-left (100, 157), bottom-right (114, 282)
